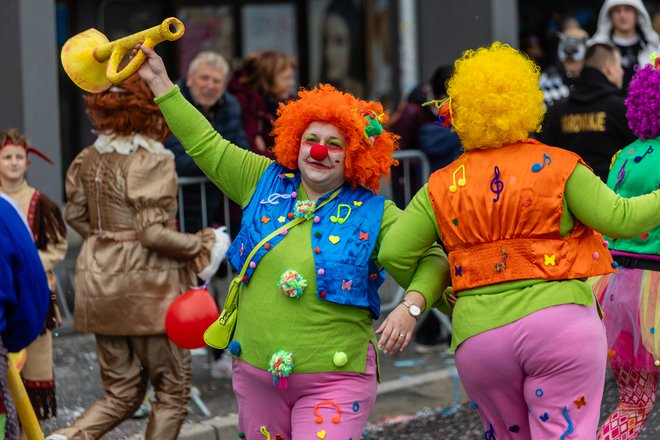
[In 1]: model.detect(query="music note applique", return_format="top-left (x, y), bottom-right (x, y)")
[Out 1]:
top-left (493, 247), bottom-right (509, 273)
top-left (331, 204), bottom-right (352, 224)
top-left (449, 164), bottom-right (467, 193)
top-left (484, 424), bottom-right (496, 440)
top-left (560, 406), bottom-right (574, 440)
top-left (490, 166), bottom-right (504, 202)
top-left (615, 159), bottom-right (628, 190)
top-left (260, 426), bottom-right (271, 439)
top-left (531, 153), bottom-right (552, 172)
top-left (634, 145), bottom-right (653, 163)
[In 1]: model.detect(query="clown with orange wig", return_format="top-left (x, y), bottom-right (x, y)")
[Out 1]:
top-left (135, 44), bottom-right (448, 439)
top-left (380, 42), bottom-right (660, 439)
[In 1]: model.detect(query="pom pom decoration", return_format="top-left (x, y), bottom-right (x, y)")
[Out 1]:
top-left (228, 340), bottom-right (242, 356)
top-left (333, 352), bottom-right (348, 367)
top-left (278, 270), bottom-right (307, 298)
top-left (294, 199), bottom-right (317, 220)
top-left (268, 350), bottom-right (294, 389)
top-left (165, 287), bottom-right (219, 349)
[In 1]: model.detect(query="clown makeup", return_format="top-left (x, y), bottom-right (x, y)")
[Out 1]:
top-left (297, 122), bottom-right (346, 201)
top-left (0, 144), bottom-right (28, 188)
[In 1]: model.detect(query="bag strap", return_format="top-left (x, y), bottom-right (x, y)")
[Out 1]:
top-left (220, 186), bottom-right (343, 323)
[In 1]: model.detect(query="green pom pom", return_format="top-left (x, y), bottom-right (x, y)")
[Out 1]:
top-left (333, 351), bottom-right (348, 367)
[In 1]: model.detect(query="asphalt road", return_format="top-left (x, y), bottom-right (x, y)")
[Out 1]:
top-left (39, 330), bottom-right (660, 439)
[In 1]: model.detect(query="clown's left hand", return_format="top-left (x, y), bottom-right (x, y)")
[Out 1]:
top-left (376, 291), bottom-right (425, 355)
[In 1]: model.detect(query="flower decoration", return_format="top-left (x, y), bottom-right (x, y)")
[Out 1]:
top-left (361, 110), bottom-right (385, 143)
top-left (268, 350), bottom-right (294, 389)
top-left (294, 199), bottom-right (316, 220)
top-left (277, 270), bottom-right (307, 298)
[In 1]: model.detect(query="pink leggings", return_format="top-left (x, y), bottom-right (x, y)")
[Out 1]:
top-left (231, 345), bottom-right (377, 439)
top-left (456, 303), bottom-right (607, 439)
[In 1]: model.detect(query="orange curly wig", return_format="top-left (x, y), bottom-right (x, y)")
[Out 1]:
top-left (272, 84), bottom-right (398, 193)
top-left (84, 75), bottom-right (170, 142)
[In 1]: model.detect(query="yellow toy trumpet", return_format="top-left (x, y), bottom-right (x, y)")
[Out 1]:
top-left (61, 17), bottom-right (184, 93)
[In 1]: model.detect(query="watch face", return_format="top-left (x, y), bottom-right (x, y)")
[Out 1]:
top-left (409, 304), bottom-right (421, 316)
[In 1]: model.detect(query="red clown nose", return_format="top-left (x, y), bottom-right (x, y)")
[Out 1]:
top-left (310, 143), bottom-right (328, 161)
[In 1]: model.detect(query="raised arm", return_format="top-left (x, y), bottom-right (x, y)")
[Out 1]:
top-left (136, 44), bottom-right (270, 206)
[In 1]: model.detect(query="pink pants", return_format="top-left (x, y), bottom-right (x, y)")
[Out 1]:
top-left (232, 345), bottom-right (377, 440)
top-left (456, 303), bottom-right (607, 439)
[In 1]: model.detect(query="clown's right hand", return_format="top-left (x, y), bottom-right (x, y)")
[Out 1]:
top-left (132, 43), bottom-right (174, 99)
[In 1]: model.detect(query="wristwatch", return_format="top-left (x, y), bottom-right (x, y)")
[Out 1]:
top-left (401, 298), bottom-right (422, 320)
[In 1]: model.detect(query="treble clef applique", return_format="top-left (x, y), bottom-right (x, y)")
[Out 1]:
top-left (260, 192), bottom-right (293, 205)
top-left (484, 423), bottom-right (496, 440)
top-left (490, 166), bottom-right (504, 202)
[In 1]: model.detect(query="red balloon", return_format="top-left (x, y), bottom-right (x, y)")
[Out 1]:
top-left (165, 288), bottom-right (220, 349)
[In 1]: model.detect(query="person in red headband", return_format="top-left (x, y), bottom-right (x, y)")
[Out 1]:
top-left (0, 128), bottom-right (67, 430)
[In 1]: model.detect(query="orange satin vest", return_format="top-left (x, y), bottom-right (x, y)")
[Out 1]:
top-left (428, 139), bottom-right (615, 292)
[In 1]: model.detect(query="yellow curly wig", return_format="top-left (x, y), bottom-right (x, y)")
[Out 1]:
top-left (448, 42), bottom-right (545, 150)
top-left (272, 84), bottom-right (398, 193)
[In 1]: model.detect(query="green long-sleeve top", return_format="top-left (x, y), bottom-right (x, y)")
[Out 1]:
top-left (156, 86), bottom-right (449, 373)
top-left (380, 162), bottom-right (660, 351)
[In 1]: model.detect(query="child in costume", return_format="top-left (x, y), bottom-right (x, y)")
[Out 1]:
top-left (0, 195), bottom-right (51, 440)
top-left (596, 61), bottom-right (660, 440)
top-left (379, 42), bottom-right (660, 439)
top-left (46, 75), bottom-right (229, 440)
top-left (0, 129), bottom-right (67, 424)
top-left (135, 44), bottom-right (448, 439)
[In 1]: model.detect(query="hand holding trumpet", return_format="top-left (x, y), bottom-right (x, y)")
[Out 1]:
top-left (61, 17), bottom-right (184, 93)
top-left (132, 43), bottom-right (174, 98)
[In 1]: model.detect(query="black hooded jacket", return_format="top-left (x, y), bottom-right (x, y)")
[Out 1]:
top-left (538, 67), bottom-right (636, 182)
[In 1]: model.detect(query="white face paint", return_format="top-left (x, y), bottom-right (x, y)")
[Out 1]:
top-left (297, 122), bottom-right (346, 199)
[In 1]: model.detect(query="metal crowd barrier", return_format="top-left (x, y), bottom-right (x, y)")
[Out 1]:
top-left (58, 151), bottom-right (450, 332)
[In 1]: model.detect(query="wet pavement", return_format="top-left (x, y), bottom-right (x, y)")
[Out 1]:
top-left (41, 327), bottom-right (460, 439)
top-left (40, 327), bottom-right (660, 439)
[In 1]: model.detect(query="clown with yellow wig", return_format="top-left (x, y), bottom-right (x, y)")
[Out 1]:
top-left (134, 44), bottom-right (448, 439)
top-left (380, 42), bottom-right (660, 439)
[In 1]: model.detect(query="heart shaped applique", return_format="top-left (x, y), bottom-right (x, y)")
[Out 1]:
top-left (317, 430), bottom-right (326, 439)
top-left (329, 235), bottom-right (340, 244)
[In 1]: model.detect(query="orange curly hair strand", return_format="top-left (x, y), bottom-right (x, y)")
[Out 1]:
top-left (272, 84), bottom-right (398, 193)
top-left (84, 75), bottom-right (170, 142)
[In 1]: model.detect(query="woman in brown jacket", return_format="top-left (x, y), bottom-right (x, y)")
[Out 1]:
top-left (47, 76), bottom-right (229, 440)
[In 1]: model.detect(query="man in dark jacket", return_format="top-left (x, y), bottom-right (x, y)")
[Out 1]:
top-left (165, 51), bottom-right (249, 234)
top-left (539, 43), bottom-right (636, 182)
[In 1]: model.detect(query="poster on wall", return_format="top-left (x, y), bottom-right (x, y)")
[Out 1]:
top-left (176, 6), bottom-right (236, 79)
top-left (308, 0), bottom-right (393, 108)
top-left (308, 0), bottom-right (366, 98)
top-left (241, 4), bottom-right (297, 56)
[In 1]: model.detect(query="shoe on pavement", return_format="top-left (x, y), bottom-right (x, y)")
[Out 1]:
top-left (210, 356), bottom-right (233, 379)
